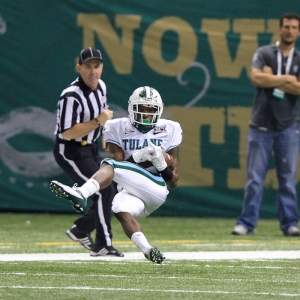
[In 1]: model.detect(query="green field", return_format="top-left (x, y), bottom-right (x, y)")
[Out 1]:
top-left (1, 213), bottom-right (300, 299)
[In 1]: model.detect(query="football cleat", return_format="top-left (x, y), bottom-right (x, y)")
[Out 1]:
top-left (90, 246), bottom-right (124, 257)
top-left (66, 225), bottom-right (94, 250)
top-left (50, 180), bottom-right (87, 212)
top-left (144, 247), bottom-right (165, 264)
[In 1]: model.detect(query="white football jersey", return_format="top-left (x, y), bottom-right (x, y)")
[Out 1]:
top-left (103, 117), bottom-right (183, 160)
top-left (103, 117), bottom-right (182, 218)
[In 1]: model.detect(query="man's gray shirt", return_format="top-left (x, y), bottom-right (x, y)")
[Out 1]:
top-left (250, 44), bottom-right (300, 131)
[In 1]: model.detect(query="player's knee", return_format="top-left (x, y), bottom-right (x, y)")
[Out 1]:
top-left (112, 202), bottom-right (131, 215)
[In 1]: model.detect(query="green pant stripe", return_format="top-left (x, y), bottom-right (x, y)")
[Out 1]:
top-left (102, 158), bottom-right (166, 187)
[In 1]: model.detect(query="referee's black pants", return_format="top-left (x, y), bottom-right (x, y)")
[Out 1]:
top-left (53, 140), bottom-right (117, 248)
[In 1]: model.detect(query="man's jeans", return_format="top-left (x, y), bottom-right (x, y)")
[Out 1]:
top-left (236, 122), bottom-right (299, 234)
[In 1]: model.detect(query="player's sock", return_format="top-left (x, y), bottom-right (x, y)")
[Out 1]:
top-left (79, 179), bottom-right (100, 198)
top-left (131, 232), bottom-right (152, 255)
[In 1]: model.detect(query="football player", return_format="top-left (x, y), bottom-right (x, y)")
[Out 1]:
top-left (50, 86), bottom-right (183, 264)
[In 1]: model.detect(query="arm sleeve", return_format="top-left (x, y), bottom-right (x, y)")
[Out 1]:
top-left (164, 121), bottom-right (183, 152)
top-left (102, 119), bottom-right (122, 147)
top-left (57, 97), bottom-right (81, 133)
top-left (251, 48), bottom-right (266, 70)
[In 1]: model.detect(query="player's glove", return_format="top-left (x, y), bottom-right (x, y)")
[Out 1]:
top-left (145, 141), bottom-right (167, 171)
top-left (132, 146), bottom-right (152, 163)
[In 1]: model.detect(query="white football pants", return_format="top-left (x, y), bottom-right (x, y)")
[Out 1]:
top-left (102, 159), bottom-right (169, 218)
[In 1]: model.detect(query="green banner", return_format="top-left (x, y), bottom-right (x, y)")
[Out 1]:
top-left (1, 1), bottom-right (300, 217)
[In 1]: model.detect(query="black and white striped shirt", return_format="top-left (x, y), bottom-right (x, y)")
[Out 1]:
top-left (54, 76), bottom-right (108, 144)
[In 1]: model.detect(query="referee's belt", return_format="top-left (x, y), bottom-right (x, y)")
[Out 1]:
top-left (56, 137), bottom-right (95, 146)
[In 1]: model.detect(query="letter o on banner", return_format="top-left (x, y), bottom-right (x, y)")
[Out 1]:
top-left (143, 16), bottom-right (198, 76)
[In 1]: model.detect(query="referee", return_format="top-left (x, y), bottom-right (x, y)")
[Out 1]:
top-left (53, 47), bottom-right (123, 257)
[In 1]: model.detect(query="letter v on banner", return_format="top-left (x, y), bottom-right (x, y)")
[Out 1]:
top-left (201, 19), bottom-right (274, 78)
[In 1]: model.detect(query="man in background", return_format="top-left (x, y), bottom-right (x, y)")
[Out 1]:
top-left (232, 12), bottom-right (300, 236)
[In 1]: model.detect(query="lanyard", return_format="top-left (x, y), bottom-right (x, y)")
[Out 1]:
top-left (275, 41), bottom-right (294, 75)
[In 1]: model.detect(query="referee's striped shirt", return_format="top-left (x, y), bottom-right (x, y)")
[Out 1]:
top-left (54, 76), bottom-right (108, 144)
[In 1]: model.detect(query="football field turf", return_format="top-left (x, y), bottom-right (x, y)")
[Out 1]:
top-left (1, 213), bottom-right (300, 299)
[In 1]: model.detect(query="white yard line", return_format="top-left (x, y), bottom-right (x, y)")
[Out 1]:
top-left (0, 286), bottom-right (299, 297)
top-left (1, 251), bottom-right (300, 261)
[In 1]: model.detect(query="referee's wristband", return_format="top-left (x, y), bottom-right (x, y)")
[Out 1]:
top-left (160, 167), bottom-right (173, 181)
top-left (95, 118), bottom-right (101, 127)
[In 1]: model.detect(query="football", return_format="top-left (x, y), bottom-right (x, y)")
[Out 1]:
top-left (138, 151), bottom-right (173, 169)
top-left (163, 152), bottom-right (173, 167)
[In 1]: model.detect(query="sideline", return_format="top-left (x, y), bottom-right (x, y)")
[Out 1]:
top-left (1, 251), bottom-right (300, 261)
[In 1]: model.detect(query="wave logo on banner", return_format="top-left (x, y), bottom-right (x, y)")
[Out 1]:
top-left (0, 107), bottom-right (61, 177)
top-left (0, 14), bottom-right (6, 35)
top-left (176, 61), bottom-right (211, 109)
top-left (0, 105), bottom-right (128, 179)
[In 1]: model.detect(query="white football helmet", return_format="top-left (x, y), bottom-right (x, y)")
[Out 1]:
top-left (128, 86), bottom-right (164, 132)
